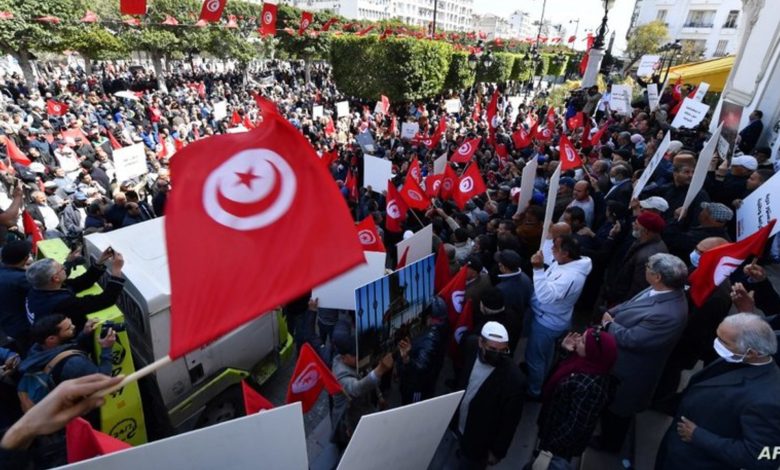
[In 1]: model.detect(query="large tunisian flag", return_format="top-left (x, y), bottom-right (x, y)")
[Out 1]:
top-left (199, 0), bottom-right (227, 22)
top-left (165, 97), bottom-right (364, 359)
top-left (286, 343), bottom-right (343, 412)
top-left (259, 2), bottom-right (277, 37)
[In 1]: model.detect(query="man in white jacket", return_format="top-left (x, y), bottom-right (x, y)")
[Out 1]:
top-left (525, 234), bottom-right (592, 399)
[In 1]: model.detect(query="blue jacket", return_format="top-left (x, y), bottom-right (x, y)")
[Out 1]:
top-left (0, 266), bottom-right (31, 339)
top-left (19, 334), bottom-right (112, 382)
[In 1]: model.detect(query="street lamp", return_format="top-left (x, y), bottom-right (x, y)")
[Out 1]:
top-left (659, 40), bottom-right (682, 85)
top-left (581, 0), bottom-right (615, 88)
top-left (593, 0), bottom-right (616, 49)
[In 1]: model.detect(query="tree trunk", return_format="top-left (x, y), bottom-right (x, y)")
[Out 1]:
top-left (16, 50), bottom-right (36, 91)
top-left (83, 56), bottom-right (93, 75)
top-left (304, 60), bottom-right (312, 84)
top-left (151, 52), bottom-right (168, 92)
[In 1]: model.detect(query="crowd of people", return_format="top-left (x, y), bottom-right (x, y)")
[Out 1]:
top-left (0, 55), bottom-right (778, 470)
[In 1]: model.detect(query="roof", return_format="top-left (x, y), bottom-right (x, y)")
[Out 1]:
top-left (667, 55), bottom-right (735, 92)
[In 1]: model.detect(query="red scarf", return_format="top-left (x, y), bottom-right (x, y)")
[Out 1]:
top-left (542, 327), bottom-right (617, 399)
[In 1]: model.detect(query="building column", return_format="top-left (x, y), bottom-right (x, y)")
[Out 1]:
top-left (582, 48), bottom-right (605, 88)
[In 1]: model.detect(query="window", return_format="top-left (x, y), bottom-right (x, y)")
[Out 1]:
top-left (723, 10), bottom-right (738, 28)
top-left (714, 40), bottom-right (728, 56)
top-left (685, 10), bottom-right (715, 28)
top-left (656, 9), bottom-right (667, 22)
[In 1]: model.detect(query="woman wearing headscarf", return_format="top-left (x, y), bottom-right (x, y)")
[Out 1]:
top-left (527, 327), bottom-right (618, 470)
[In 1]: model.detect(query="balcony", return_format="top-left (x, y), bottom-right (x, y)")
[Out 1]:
top-left (683, 21), bottom-right (713, 28)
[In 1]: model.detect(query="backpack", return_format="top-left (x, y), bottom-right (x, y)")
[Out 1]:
top-left (17, 349), bottom-right (83, 411)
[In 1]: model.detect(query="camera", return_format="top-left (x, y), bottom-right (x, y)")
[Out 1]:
top-left (100, 320), bottom-right (127, 338)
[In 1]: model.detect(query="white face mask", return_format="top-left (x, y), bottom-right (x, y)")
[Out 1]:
top-left (713, 338), bottom-right (747, 363)
top-left (610, 177), bottom-right (620, 185)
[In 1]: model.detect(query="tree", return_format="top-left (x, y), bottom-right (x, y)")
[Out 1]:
top-left (125, 29), bottom-right (179, 91)
top-left (622, 21), bottom-right (668, 73)
top-left (63, 25), bottom-right (127, 74)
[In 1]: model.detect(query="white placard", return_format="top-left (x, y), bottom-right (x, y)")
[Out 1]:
top-left (62, 403), bottom-right (308, 470)
top-left (395, 224), bottom-right (433, 267)
top-left (356, 131), bottom-right (376, 153)
top-left (693, 82), bottom-right (709, 102)
top-left (401, 122), bottom-right (419, 140)
top-left (736, 170), bottom-right (780, 241)
top-left (313, 251), bottom-right (387, 311)
top-left (671, 98), bottom-right (710, 129)
top-left (337, 391), bottom-right (465, 470)
top-left (679, 122), bottom-right (723, 220)
top-left (336, 100), bottom-right (350, 118)
top-left (516, 157), bottom-right (539, 215)
top-left (433, 153), bottom-right (447, 175)
top-left (313, 105), bottom-right (324, 119)
top-left (445, 99), bottom-right (462, 114)
top-left (610, 85), bottom-right (632, 115)
top-left (647, 83), bottom-right (659, 112)
top-left (507, 96), bottom-right (523, 123)
top-left (213, 101), bottom-right (227, 121)
top-left (363, 155), bottom-right (393, 191)
top-left (540, 165), bottom-right (561, 245)
top-left (633, 132), bottom-right (671, 199)
top-left (225, 126), bottom-right (249, 134)
top-left (112, 143), bottom-right (148, 183)
top-left (637, 55), bottom-right (662, 77)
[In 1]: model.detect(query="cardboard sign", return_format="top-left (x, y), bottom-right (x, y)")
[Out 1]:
top-left (337, 392), bottom-right (464, 470)
top-left (507, 96), bottom-right (523, 123)
top-left (637, 55), bottom-right (662, 77)
top-left (633, 132), bottom-right (671, 199)
top-left (647, 83), bottom-right (660, 112)
top-left (610, 85), bottom-right (632, 115)
top-left (363, 155), bottom-right (393, 191)
top-left (113, 143), bottom-right (148, 183)
top-left (213, 101), bottom-right (227, 121)
top-left (671, 98), bottom-right (710, 129)
top-left (444, 99), bottom-right (461, 114)
top-left (516, 157), bottom-right (538, 215)
top-left (680, 122), bottom-right (723, 220)
top-left (313, 251), bottom-right (387, 311)
top-left (433, 153), bottom-right (447, 175)
top-left (736, 170), bottom-right (780, 241)
top-left (395, 224), bottom-right (433, 267)
top-left (693, 82), bottom-right (709, 102)
top-left (401, 122), bottom-right (419, 140)
top-left (312, 105), bottom-right (324, 119)
top-left (540, 165), bottom-right (561, 245)
top-left (356, 131), bottom-right (376, 153)
top-left (62, 403), bottom-right (308, 469)
top-left (336, 100), bottom-right (350, 118)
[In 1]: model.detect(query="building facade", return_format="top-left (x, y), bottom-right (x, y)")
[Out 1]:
top-left (473, 13), bottom-right (513, 39)
top-left (509, 10), bottom-right (536, 39)
top-left (627, 0), bottom-right (743, 58)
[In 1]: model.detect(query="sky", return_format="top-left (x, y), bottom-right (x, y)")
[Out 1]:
top-left (473, 0), bottom-right (637, 56)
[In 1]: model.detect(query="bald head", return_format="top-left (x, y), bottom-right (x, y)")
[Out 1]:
top-left (549, 222), bottom-right (572, 239)
top-left (573, 181), bottom-right (590, 201)
top-left (697, 237), bottom-right (729, 253)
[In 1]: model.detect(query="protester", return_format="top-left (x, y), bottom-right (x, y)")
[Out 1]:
top-left (0, 240), bottom-right (32, 354)
top-left (396, 300), bottom-right (449, 404)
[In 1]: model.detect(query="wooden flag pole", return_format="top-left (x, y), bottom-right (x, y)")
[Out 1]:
top-left (91, 355), bottom-right (173, 398)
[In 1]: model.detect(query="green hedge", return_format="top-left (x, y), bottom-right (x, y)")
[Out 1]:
top-left (534, 54), bottom-right (550, 77)
top-left (510, 55), bottom-right (533, 82)
top-left (444, 51), bottom-right (476, 91)
top-left (330, 36), bottom-right (384, 99)
top-left (476, 52), bottom-right (515, 83)
top-left (546, 55), bottom-right (570, 77)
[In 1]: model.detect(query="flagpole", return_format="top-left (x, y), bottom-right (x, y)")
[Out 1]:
top-left (91, 355), bottom-right (173, 398)
top-left (409, 208), bottom-right (426, 227)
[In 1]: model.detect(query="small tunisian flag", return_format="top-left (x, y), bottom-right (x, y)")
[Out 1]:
top-left (439, 266), bottom-right (468, 327)
top-left (299, 11), bottom-right (313, 36)
top-left (66, 418), bottom-right (131, 463)
top-left (344, 169), bottom-right (358, 201)
top-left (689, 220), bottom-right (776, 307)
top-left (453, 163), bottom-right (486, 210)
top-left (120, 0), bottom-right (146, 15)
top-left (165, 98), bottom-right (364, 359)
top-left (434, 241), bottom-right (452, 293)
top-left (400, 170), bottom-right (429, 211)
top-left (566, 112), bottom-right (583, 131)
top-left (589, 125), bottom-right (608, 147)
top-left (321, 18), bottom-right (339, 31)
top-left (1, 136), bottom-right (31, 166)
top-left (558, 134), bottom-right (583, 171)
top-left (448, 298), bottom-right (474, 358)
top-left (424, 174), bottom-right (443, 199)
top-left (286, 343), bottom-right (343, 413)
top-left (512, 126), bottom-right (531, 149)
top-left (408, 156), bottom-right (422, 182)
top-left (471, 100), bottom-right (481, 122)
top-left (242, 380), bottom-right (274, 414)
top-left (425, 117), bottom-right (448, 150)
top-left (46, 100), bottom-right (68, 117)
top-left (321, 147), bottom-right (338, 169)
top-left (22, 211), bottom-right (43, 254)
top-left (386, 180), bottom-right (408, 233)
top-left (230, 111), bottom-right (242, 127)
top-left (451, 137), bottom-right (481, 163)
top-left (107, 131), bottom-right (122, 150)
top-left (259, 3), bottom-right (277, 36)
top-left (199, 0), bottom-right (227, 22)
top-left (486, 90), bottom-right (500, 146)
top-left (440, 164), bottom-right (458, 201)
top-left (356, 216), bottom-right (385, 252)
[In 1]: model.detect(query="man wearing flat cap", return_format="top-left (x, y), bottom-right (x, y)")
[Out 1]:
top-left (663, 202), bottom-right (733, 262)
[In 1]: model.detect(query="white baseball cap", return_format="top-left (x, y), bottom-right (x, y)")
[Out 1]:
top-left (481, 321), bottom-right (509, 343)
top-left (639, 196), bottom-right (669, 213)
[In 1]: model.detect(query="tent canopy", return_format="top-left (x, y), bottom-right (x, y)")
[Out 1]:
top-left (666, 55), bottom-right (735, 92)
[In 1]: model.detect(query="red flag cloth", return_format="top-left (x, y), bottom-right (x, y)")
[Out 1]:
top-left (380, 95), bottom-right (390, 114)
top-left (451, 137), bottom-right (481, 163)
top-left (321, 17), bottom-right (339, 31)
top-left (580, 119), bottom-right (592, 148)
top-left (385, 181), bottom-right (408, 233)
top-left (408, 156), bottom-right (422, 182)
top-left (230, 110), bottom-right (241, 127)
top-left (566, 112), bottom-right (583, 131)
top-left (194, 19), bottom-right (207, 27)
top-left (589, 125), bottom-right (608, 147)
top-left (585, 33), bottom-right (595, 49)
top-left (66, 418), bottom-right (131, 463)
top-left (440, 164), bottom-right (458, 201)
top-left (434, 241), bottom-right (452, 293)
top-left (120, 0), bottom-right (146, 15)
top-left (46, 100), bottom-right (68, 117)
top-left (199, 0), bottom-right (226, 22)
top-left (380, 28), bottom-right (392, 40)
top-left (356, 216), bottom-right (385, 252)
top-left (512, 126), bottom-right (531, 149)
top-left (325, 117), bottom-right (336, 136)
top-left (453, 163), bottom-right (486, 210)
top-left (81, 11), bottom-right (98, 23)
top-left (299, 11), bottom-right (313, 35)
top-left (1, 136), bottom-right (30, 166)
top-left (424, 174), bottom-right (443, 199)
top-left (0, 12), bottom-right (12, 20)
top-left (157, 139), bottom-right (169, 159)
top-left (478, 31), bottom-right (487, 40)
top-left (321, 148), bottom-right (338, 168)
top-left (388, 116), bottom-right (397, 136)
top-left (162, 14), bottom-right (179, 25)
top-left (243, 115), bottom-right (255, 130)
top-left (448, 298), bottom-right (473, 358)
top-left (689, 220), bottom-right (776, 308)
top-left (197, 82), bottom-right (206, 98)
top-left (471, 100), bottom-right (481, 122)
top-left (545, 107), bottom-right (556, 129)
top-left (439, 266), bottom-right (468, 327)
top-left (356, 25), bottom-right (375, 36)
top-left (426, 117), bottom-right (448, 150)
top-left (107, 131), bottom-right (122, 150)
top-left (259, 3), bottom-right (277, 36)
top-left (164, 98), bottom-right (364, 359)
top-left (397, 246), bottom-right (410, 269)
top-left (22, 211), bottom-right (43, 254)
top-left (567, 35), bottom-right (576, 43)
top-left (242, 380), bottom-right (274, 414)
top-left (496, 143), bottom-right (509, 169)
top-left (558, 134), bottom-right (583, 171)
top-left (486, 90), bottom-right (500, 145)
top-left (400, 171), bottom-right (429, 210)
top-left (173, 138), bottom-right (185, 152)
top-left (579, 51), bottom-right (589, 76)
top-left (344, 169), bottom-right (358, 201)
top-left (671, 85), bottom-right (696, 116)
top-left (286, 343), bottom-right (343, 413)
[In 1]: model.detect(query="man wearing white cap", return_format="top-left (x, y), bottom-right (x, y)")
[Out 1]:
top-left (451, 321), bottom-right (525, 469)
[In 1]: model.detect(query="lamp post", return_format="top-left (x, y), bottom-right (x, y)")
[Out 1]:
top-left (568, 19), bottom-right (580, 51)
top-left (468, 41), bottom-right (493, 99)
top-left (431, 0), bottom-right (438, 39)
top-left (582, 0), bottom-right (615, 88)
top-left (659, 40), bottom-right (682, 86)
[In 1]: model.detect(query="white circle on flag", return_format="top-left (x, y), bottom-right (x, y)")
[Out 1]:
top-left (387, 200), bottom-right (401, 219)
top-left (302, 19), bottom-right (310, 28)
top-left (407, 190), bottom-right (423, 201)
top-left (358, 229), bottom-right (376, 245)
top-left (263, 12), bottom-right (273, 24)
top-left (455, 325), bottom-right (468, 344)
top-left (458, 142), bottom-right (472, 155)
top-left (411, 167), bottom-right (419, 180)
top-left (713, 256), bottom-right (744, 286)
top-left (432, 179), bottom-right (441, 192)
top-left (206, 0), bottom-right (221, 13)
top-left (564, 146), bottom-right (577, 162)
top-left (452, 290), bottom-right (465, 313)
top-left (459, 176), bottom-right (474, 193)
top-left (202, 148), bottom-right (296, 231)
top-left (423, 139), bottom-right (432, 147)
top-left (52, 105), bottom-right (61, 113)
top-left (491, 115), bottom-right (501, 129)
top-left (291, 363), bottom-right (320, 393)
top-left (442, 179), bottom-right (453, 191)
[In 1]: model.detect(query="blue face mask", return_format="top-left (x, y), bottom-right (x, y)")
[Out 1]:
top-left (689, 250), bottom-right (701, 268)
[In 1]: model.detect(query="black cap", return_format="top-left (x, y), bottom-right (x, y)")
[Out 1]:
top-left (494, 249), bottom-right (522, 272)
top-left (463, 254), bottom-right (483, 273)
top-left (332, 321), bottom-right (356, 356)
top-left (1, 240), bottom-right (32, 265)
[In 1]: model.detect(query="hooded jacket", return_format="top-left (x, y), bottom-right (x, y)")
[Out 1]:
top-left (18, 334), bottom-right (112, 383)
top-left (531, 257), bottom-right (592, 331)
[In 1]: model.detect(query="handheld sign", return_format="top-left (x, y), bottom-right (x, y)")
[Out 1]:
top-left (671, 98), bottom-right (710, 129)
top-left (679, 122), bottom-right (723, 220)
top-left (633, 132), bottom-right (671, 199)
